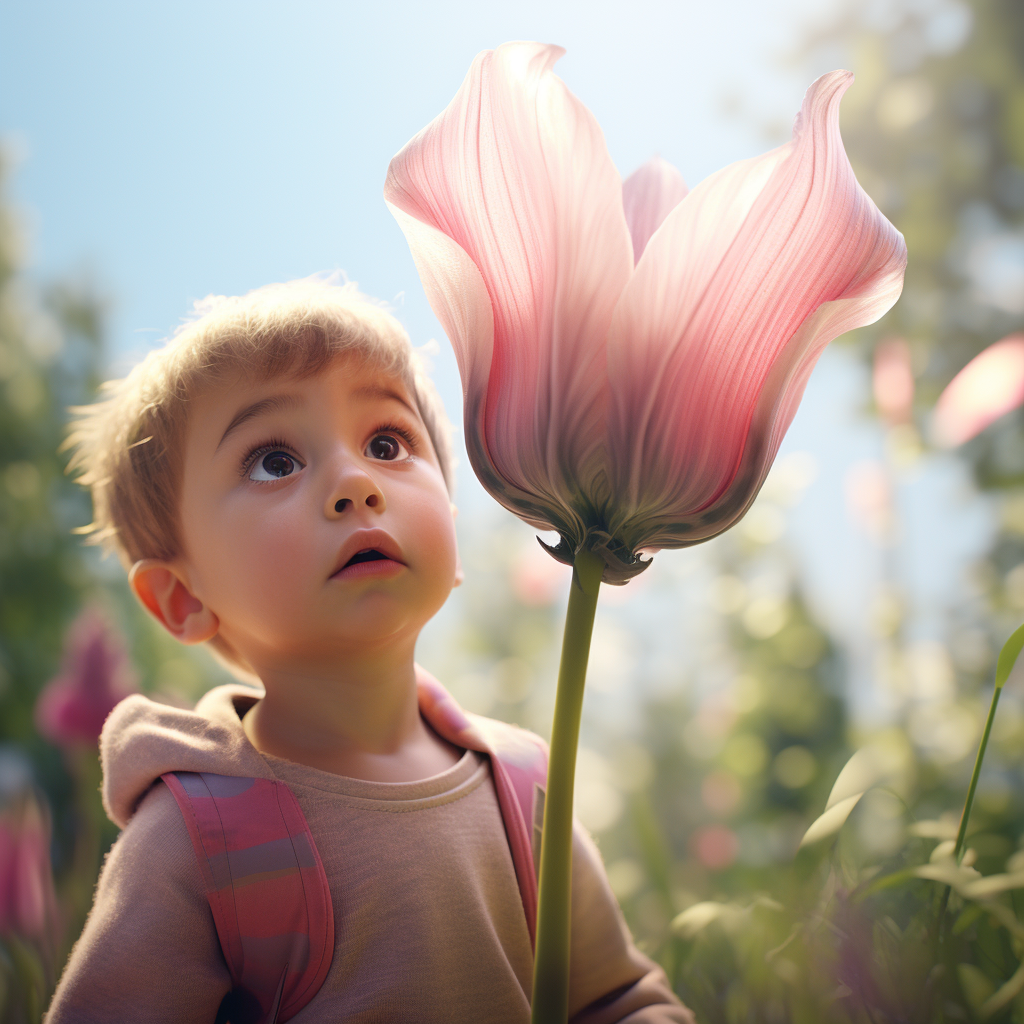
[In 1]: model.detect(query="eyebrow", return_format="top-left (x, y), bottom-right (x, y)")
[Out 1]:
top-left (216, 393), bottom-right (302, 451)
top-left (350, 383), bottom-right (418, 417)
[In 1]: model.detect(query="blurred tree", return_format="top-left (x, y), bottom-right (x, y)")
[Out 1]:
top-left (804, 0), bottom-right (1022, 394)
top-left (802, 0), bottom-right (1024, 617)
top-left (0, 147), bottom-right (106, 830)
top-left (798, 0), bottom-right (1024, 877)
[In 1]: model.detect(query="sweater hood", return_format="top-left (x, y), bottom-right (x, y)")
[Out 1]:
top-left (100, 684), bottom-right (274, 829)
top-left (99, 667), bottom-right (548, 832)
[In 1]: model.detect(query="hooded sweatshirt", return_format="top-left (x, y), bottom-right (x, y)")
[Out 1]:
top-left (44, 683), bottom-right (694, 1024)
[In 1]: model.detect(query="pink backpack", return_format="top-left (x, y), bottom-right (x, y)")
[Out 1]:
top-left (161, 669), bottom-right (549, 1024)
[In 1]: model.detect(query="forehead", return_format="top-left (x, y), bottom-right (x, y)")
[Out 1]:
top-left (212, 352), bottom-right (414, 412)
top-left (186, 354), bottom-right (419, 447)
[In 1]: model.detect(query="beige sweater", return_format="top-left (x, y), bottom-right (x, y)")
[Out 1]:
top-left (45, 684), bottom-right (693, 1023)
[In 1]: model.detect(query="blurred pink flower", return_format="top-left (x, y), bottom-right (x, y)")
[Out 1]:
top-left (691, 824), bottom-right (739, 870)
top-left (873, 337), bottom-right (914, 427)
top-left (0, 792), bottom-right (61, 943)
top-left (844, 459), bottom-right (893, 540)
top-left (385, 42), bottom-right (906, 582)
top-left (932, 334), bottom-right (1024, 447)
top-left (35, 610), bottom-right (136, 748)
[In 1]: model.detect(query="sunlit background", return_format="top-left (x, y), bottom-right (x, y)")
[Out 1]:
top-left (3, 0), bottom-right (1024, 1019)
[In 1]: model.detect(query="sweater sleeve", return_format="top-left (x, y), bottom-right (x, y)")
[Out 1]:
top-left (568, 821), bottom-right (695, 1024)
top-left (44, 780), bottom-right (232, 1024)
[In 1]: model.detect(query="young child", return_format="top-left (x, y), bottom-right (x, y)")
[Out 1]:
top-left (45, 280), bottom-right (694, 1023)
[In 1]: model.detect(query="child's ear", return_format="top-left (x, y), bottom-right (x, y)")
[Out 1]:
top-left (129, 560), bottom-right (219, 644)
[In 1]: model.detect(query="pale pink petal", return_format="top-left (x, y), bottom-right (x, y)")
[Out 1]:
top-left (932, 335), bottom-right (1024, 447)
top-left (384, 205), bottom-right (495, 427)
top-left (385, 42), bottom-right (633, 521)
top-left (605, 70), bottom-right (906, 547)
top-left (622, 158), bottom-right (689, 265)
top-left (873, 337), bottom-right (914, 426)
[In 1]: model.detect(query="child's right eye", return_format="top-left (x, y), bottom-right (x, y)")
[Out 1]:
top-left (249, 450), bottom-right (303, 482)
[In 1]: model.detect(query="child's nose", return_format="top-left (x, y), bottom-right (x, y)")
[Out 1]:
top-left (326, 464), bottom-right (386, 518)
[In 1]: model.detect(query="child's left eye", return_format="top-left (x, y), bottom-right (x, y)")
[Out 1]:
top-left (365, 433), bottom-right (411, 462)
top-left (249, 450), bottom-right (305, 481)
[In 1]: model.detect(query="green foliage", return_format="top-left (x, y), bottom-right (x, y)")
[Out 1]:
top-left (0, 150), bottom-right (116, 882)
top-left (0, 147), bottom-right (227, 1016)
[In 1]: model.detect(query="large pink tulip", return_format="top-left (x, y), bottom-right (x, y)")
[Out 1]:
top-left (35, 610), bottom-right (136, 748)
top-left (932, 335), bottom-right (1024, 447)
top-left (385, 42), bottom-right (907, 582)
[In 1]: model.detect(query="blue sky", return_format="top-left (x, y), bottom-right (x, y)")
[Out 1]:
top-left (2, 0), bottom-right (834, 385)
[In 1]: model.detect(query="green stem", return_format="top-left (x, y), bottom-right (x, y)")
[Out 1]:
top-left (953, 686), bottom-right (1002, 865)
top-left (937, 684), bottom-right (1003, 940)
top-left (531, 547), bottom-right (603, 1024)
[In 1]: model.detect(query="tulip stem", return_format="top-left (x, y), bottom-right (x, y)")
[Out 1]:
top-left (531, 547), bottom-right (603, 1024)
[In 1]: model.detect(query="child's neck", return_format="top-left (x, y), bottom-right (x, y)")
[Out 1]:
top-left (240, 647), bottom-right (463, 783)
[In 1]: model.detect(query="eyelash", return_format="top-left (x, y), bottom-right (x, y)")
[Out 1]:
top-left (372, 422), bottom-right (419, 455)
top-left (240, 437), bottom-right (295, 479)
top-left (239, 423), bottom-right (419, 479)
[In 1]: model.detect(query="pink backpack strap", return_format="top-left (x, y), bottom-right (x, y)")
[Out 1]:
top-left (416, 667), bottom-right (549, 948)
top-left (487, 733), bottom-right (549, 947)
top-left (160, 772), bottom-right (334, 1024)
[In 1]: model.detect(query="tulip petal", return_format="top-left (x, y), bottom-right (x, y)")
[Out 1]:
top-left (605, 70), bottom-right (906, 548)
top-left (384, 203), bottom-right (495, 427)
top-left (932, 335), bottom-right (1024, 447)
top-left (385, 41), bottom-right (634, 528)
top-left (622, 158), bottom-right (689, 265)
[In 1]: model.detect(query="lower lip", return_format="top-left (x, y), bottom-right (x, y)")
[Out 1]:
top-left (330, 558), bottom-right (404, 581)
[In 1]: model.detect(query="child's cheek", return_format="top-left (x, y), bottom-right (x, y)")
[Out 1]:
top-left (221, 498), bottom-right (318, 592)
top-left (406, 493), bottom-right (459, 579)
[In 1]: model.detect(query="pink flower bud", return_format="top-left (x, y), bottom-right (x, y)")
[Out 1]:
top-left (0, 791), bottom-right (60, 943)
top-left (386, 42), bottom-right (906, 582)
top-left (35, 610), bottom-right (136, 748)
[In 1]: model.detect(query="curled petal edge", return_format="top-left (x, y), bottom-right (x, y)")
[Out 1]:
top-left (386, 201), bottom-right (495, 404)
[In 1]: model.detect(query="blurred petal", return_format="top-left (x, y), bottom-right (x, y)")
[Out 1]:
top-left (0, 793), bottom-right (60, 944)
top-left (873, 337), bottom-right (914, 426)
top-left (932, 335), bottom-right (1024, 447)
top-left (844, 459), bottom-right (893, 539)
top-left (385, 41), bottom-right (633, 525)
top-left (0, 820), bottom-right (16, 931)
top-left (605, 71), bottom-right (906, 548)
top-left (622, 157), bottom-right (689, 265)
top-left (35, 610), bottom-right (136, 747)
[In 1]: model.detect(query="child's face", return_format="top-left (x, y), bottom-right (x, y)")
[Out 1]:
top-left (171, 354), bottom-right (459, 671)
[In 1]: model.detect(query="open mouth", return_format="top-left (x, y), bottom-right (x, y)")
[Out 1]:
top-left (344, 549), bottom-right (389, 568)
